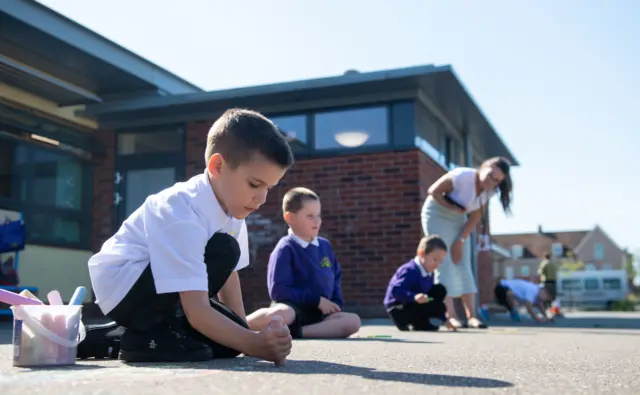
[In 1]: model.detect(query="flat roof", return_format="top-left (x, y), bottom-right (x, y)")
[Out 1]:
top-left (0, 0), bottom-right (202, 104)
top-left (83, 64), bottom-right (519, 165)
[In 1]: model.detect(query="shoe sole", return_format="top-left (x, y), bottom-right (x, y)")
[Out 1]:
top-left (119, 347), bottom-right (213, 363)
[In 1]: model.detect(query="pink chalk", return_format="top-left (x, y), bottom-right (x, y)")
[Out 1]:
top-left (47, 290), bottom-right (63, 305)
top-left (0, 289), bottom-right (44, 306)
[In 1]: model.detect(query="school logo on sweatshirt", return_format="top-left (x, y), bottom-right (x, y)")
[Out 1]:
top-left (320, 256), bottom-right (332, 268)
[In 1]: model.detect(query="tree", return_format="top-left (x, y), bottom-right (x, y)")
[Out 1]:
top-left (624, 250), bottom-right (637, 280)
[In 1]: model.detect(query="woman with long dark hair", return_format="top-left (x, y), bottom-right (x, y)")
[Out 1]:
top-left (421, 156), bottom-right (513, 329)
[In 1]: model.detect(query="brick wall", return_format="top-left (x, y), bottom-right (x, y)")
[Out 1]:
top-left (91, 129), bottom-right (115, 254)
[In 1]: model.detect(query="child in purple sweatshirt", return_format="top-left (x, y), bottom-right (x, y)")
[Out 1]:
top-left (247, 187), bottom-right (361, 338)
top-left (384, 235), bottom-right (455, 331)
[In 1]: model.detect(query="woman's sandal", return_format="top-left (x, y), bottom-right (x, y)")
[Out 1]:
top-left (466, 317), bottom-right (488, 329)
top-left (446, 317), bottom-right (463, 331)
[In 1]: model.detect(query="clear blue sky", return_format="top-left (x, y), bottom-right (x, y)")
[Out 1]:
top-left (39, 0), bottom-right (640, 252)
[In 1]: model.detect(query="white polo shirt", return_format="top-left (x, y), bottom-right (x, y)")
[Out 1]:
top-left (500, 279), bottom-right (540, 304)
top-left (88, 170), bottom-right (250, 315)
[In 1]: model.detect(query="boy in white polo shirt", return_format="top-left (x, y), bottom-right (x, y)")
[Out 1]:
top-left (493, 278), bottom-right (554, 323)
top-left (83, 108), bottom-right (295, 364)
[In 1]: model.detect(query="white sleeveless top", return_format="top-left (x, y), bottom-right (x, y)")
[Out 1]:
top-left (447, 167), bottom-right (496, 213)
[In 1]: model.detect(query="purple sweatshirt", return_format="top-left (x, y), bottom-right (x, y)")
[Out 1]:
top-left (267, 235), bottom-right (344, 308)
top-left (383, 259), bottom-right (436, 308)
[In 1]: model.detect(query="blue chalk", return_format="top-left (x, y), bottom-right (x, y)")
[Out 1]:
top-left (69, 286), bottom-right (87, 306)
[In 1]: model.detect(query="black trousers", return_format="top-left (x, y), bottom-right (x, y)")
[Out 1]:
top-left (386, 284), bottom-right (448, 331)
top-left (108, 233), bottom-right (249, 358)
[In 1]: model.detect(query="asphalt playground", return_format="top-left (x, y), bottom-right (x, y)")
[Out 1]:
top-left (0, 311), bottom-right (639, 395)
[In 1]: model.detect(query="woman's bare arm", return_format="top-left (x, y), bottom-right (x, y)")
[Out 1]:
top-left (427, 173), bottom-right (465, 214)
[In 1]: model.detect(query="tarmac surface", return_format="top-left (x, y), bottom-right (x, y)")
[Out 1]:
top-left (0, 311), bottom-right (639, 395)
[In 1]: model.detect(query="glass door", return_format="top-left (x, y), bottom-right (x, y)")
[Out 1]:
top-left (113, 127), bottom-right (185, 229)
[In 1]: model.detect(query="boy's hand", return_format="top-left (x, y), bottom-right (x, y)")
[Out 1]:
top-left (318, 296), bottom-right (341, 315)
top-left (318, 297), bottom-right (341, 314)
top-left (414, 293), bottom-right (430, 304)
top-left (249, 316), bottom-right (292, 365)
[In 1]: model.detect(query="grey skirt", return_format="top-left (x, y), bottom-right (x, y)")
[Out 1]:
top-left (420, 196), bottom-right (477, 297)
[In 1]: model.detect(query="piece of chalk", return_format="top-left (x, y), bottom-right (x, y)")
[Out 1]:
top-left (68, 286), bottom-right (87, 306)
top-left (0, 289), bottom-right (43, 306)
top-left (19, 290), bottom-right (42, 302)
top-left (47, 290), bottom-right (63, 305)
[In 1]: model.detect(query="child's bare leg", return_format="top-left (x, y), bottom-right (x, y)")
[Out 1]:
top-left (246, 304), bottom-right (296, 331)
top-left (301, 312), bottom-right (361, 338)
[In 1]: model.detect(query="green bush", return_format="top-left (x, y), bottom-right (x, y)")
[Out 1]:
top-left (610, 300), bottom-right (636, 312)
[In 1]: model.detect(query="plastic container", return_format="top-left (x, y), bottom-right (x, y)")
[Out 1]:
top-left (10, 304), bottom-right (86, 367)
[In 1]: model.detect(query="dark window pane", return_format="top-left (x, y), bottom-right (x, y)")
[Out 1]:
top-left (603, 278), bottom-right (621, 290)
top-left (314, 107), bottom-right (389, 150)
top-left (0, 139), bottom-right (17, 199)
top-left (117, 130), bottom-right (183, 155)
top-left (27, 213), bottom-right (83, 244)
top-left (584, 278), bottom-right (599, 290)
top-left (17, 146), bottom-right (84, 211)
top-left (270, 115), bottom-right (308, 146)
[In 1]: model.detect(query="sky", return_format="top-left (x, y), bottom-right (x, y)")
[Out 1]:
top-left (38, 0), bottom-right (640, 253)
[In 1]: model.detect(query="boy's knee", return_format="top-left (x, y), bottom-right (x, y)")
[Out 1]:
top-left (268, 303), bottom-right (296, 325)
top-left (430, 284), bottom-right (447, 300)
top-left (204, 233), bottom-right (240, 269)
top-left (340, 312), bottom-right (361, 336)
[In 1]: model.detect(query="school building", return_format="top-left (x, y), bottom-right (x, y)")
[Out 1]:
top-left (0, 0), bottom-right (518, 317)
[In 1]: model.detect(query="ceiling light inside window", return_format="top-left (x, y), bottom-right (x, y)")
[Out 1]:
top-left (31, 133), bottom-right (60, 146)
top-left (334, 130), bottom-right (369, 148)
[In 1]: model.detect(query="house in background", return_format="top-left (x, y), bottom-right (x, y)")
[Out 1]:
top-left (492, 225), bottom-right (626, 281)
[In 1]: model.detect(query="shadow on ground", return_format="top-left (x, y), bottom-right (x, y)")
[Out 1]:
top-left (122, 358), bottom-right (514, 389)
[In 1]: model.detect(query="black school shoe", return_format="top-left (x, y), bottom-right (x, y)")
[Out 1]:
top-left (77, 321), bottom-right (125, 360)
top-left (118, 320), bottom-right (213, 363)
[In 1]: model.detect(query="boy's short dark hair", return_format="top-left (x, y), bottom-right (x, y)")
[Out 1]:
top-left (282, 187), bottom-right (319, 214)
top-left (417, 235), bottom-right (448, 255)
top-left (205, 108), bottom-right (295, 169)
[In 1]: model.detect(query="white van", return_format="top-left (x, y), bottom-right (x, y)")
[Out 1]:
top-left (556, 270), bottom-right (629, 310)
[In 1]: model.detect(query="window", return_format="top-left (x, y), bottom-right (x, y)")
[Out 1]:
top-left (0, 139), bottom-right (18, 200)
top-left (584, 278), bottom-right (599, 291)
top-left (0, 134), bottom-right (89, 247)
top-left (551, 243), bottom-right (564, 257)
top-left (603, 278), bottom-right (622, 290)
top-left (314, 107), bottom-right (388, 150)
top-left (511, 244), bottom-right (523, 258)
top-left (561, 279), bottom-right (581, 291)
top-left (594, 243), bottom-right (604, 260)
top-left (585, 263), bottom-right (596, 271)
top-left (117, 129), bottom-right (183, 155)
top-left (270, 115), bottom-right (307, 146)
top-left (520, 266), bottom-right (530, 276)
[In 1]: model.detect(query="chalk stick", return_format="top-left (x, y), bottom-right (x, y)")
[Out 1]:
top-left (53, 313), bottom-right (69, 363)
top-left (19, 290), bottom-right (42, 303)
top-left (47, 290), bottom-right (63, 305)
top-left (0, 289), bottom-right (43, 306)
top-left (39, 313), bottom-right (58, 363)
top-left (68, 286), bottom-right (86, 306)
